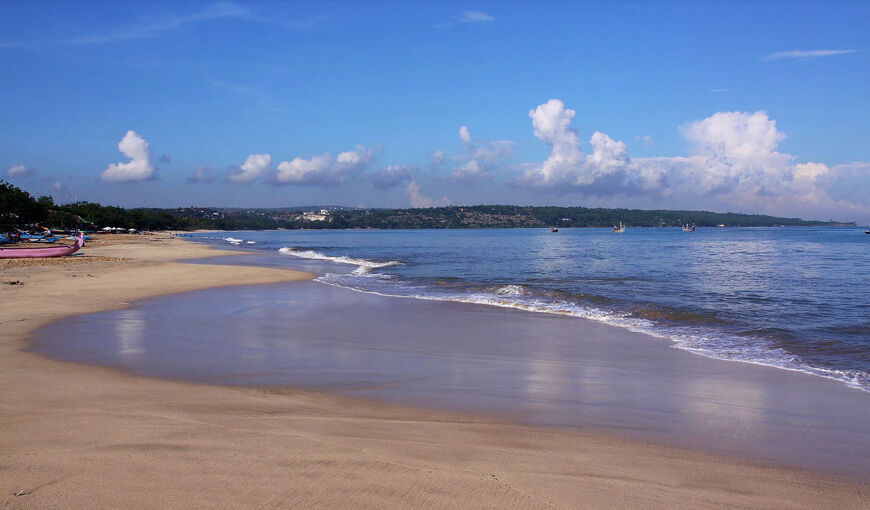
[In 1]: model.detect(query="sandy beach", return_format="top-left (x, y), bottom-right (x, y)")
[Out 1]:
top-left (1, 234), bottom-right (867, 509)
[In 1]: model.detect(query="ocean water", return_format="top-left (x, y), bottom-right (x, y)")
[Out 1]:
top-left (202, 227), bottom-right (870, 392)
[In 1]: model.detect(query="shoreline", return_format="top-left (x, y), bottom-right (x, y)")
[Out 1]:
top-left (316, 277), bottom-right (870, 394)
top-left (2, 234), bottom-right (867, 508)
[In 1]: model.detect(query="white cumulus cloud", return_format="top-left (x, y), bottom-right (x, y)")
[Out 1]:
top-left (271, 146), bottom-right (375, 186)
top-left (100, 130), bottom-right (156, 183)
top-left (678, 110), bottom-right (792, 194)
top-left (459, 126), bottom-right (472, 145)
top-left (513, 99), bottom-right (869, 219)
top-left (518, 99), bottom-right (590, 187)
top-left (227, 153), bottom-right (272, 184)
top-left (273, 154), bottom-right (333, 185)
top-left (641, 113), bottom-right (868, 216)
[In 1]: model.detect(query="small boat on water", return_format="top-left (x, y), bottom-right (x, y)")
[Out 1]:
top-left (551, 226), bottom-right (559, 232)
top-left (0, 233), bottom-right (84, 259)
top-left (682, 223), bottom-right (695, 232)
top-left (612, 222), bottom-right (625, 233)
top-left (865, 226), bottom-right (870, 234)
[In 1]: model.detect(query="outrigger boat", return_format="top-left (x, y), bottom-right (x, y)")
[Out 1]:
top-left (0, 233), bottom-right (84, 259)
top-left (612, 222), bottom-right (625, 233)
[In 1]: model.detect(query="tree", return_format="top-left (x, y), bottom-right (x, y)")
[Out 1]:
top-left (0, 180), bottom-right (47, 230)
top-left (37, 195), bottom-right (56, 209)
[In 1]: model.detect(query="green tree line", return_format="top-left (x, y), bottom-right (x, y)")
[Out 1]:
top-left (1, 179), bottom-right (853, 233)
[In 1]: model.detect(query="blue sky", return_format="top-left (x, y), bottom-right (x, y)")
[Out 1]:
top-left (1, 1), bottom-right (868, 222)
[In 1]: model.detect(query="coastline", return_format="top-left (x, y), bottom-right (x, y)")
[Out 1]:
top-left (1, 234), bottom-right (867, 508)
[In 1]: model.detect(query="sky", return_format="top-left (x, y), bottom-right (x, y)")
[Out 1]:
top-left (1, 0), bottom-right (869, 222)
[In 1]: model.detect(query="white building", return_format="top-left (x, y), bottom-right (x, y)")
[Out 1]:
top-left (302, 211), bottom-right (327, 221)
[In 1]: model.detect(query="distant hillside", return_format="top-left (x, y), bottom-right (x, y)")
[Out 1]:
top-left (47, 203), bottom-right (856, 231)
top-left (0, 180), bottom-right (855, 232)
top-left (318, 205), bottom-right (851, 229)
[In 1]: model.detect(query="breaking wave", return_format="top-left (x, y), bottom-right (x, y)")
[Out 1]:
top-left (278, 247), bottom-right (402, 274)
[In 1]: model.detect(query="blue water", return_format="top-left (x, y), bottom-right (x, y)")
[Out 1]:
top-left (203, 227), bottom-right (870, 391)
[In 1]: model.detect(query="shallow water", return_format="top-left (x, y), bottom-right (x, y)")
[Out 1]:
top-left (205, 227), bottom-right (870, 391)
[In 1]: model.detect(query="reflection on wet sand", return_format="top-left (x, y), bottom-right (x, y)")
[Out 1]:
top-left (681, 377), bottom-right (766, 441)
top-left (115, 309), bottom-right (144, 360)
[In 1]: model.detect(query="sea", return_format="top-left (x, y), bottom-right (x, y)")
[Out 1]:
top-left (206, 226), bottom-right (870, 392)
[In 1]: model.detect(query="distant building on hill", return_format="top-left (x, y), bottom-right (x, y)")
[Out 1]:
top-left (302, 210), bottom-right (329, 221)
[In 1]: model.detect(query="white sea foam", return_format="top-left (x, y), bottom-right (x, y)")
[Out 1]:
top-left (246, 241), bottom-right (256, 244)
top-left (278, 247), bottom-right (402, 273)
top-left (494, 285), bottom-right (527, 296)
top-left (222, 237), bottom-right (244, 245)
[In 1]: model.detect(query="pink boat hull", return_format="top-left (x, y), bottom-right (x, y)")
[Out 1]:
top-left (0, 235), bottom-right (84, 259)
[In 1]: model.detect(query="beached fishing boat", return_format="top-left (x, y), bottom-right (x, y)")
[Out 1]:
top-left (0, 234), bottom-right (83, 259)
top-left (612, 222), bottom-right (625, 233)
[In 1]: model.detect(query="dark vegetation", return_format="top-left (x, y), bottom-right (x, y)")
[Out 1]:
top-left (1, 179), bottom-right (854, 232)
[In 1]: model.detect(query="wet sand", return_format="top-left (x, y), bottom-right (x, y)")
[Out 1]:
top-left (32, 278), bottom-right (870, 478)
top-left (1, 235), bottom-right (868, 508)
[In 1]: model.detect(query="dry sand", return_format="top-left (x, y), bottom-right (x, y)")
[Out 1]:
top-left (0, 234), bottom-right (866, 508)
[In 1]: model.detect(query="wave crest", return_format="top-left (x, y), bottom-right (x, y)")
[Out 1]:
top-left (278, 247), bottom-right (402, 273)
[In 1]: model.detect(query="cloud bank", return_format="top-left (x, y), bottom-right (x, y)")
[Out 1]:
top-left (514, 99), bottom-right (867, 219)
top-left (100, 130), bottom-right (156, 183)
